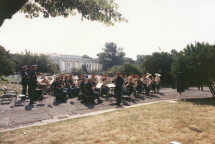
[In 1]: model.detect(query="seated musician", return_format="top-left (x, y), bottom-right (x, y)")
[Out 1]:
top-left (85, 78), bottom-right (101, 103)
top-left (135, 76), bottom-right (143, 96)
top-left (126, 76), bottom-right (134, 96)
top-left (92, 76), bottom-right (100, 93)
top-left (68, 74), bottom-right (77, 97)
top-left (101, 78), bottom-right (109, 95)
top-left (59, 75), bottom-right (64, 83)
top-left (79, 78), bottom-right (86, 90)
top-left (142, 74), bottom-right (150, 95)
top-left (53, 76), bottom-right (67, 95)
top-left (63, 75), bottom-right (72, 97)
top-left (148, 76), bottom-right (156, 93)
top-left (78, 78), bottom-right (87, 100)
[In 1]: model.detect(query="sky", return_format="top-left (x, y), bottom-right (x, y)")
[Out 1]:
top-left (0, 0), bottom-right (215, 60)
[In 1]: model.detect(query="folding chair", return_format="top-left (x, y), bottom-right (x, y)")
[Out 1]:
top-left (1, 85), bottom-right (15, 104)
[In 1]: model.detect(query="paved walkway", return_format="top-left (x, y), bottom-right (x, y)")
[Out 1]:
top-left (0, 87), bottom-right (212, 131)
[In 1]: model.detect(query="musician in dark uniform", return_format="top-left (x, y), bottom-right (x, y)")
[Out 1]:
top-left (85, 78), bottom-right (101, 103)
top-left (21, 65), bottom-right (28, 100)
top-left (135, 77), bottom-right (143, 97)
top-left (112, 72), bottom-right (124, 106)
top-left (28, 65), bottom-right (38, 104)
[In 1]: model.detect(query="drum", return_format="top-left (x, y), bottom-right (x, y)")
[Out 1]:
top-left (34, 89), bottom-right (43, 101)
top-left (38, 83), bottom-right (47, 90)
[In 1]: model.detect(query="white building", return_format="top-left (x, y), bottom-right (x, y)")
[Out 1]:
top-left (49, 53), bottom-right (102, 73)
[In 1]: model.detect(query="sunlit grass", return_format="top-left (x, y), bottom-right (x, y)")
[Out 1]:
top-left (1, 98), bottom-right (215, 144)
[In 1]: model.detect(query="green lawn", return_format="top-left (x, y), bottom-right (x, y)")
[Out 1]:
top-left (1, 98), bottom-right (215, 144)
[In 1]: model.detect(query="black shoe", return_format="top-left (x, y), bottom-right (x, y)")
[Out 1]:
top-left (117, 104), bottom-right (122, 107)
top-left (98, 100), bottom-right (102, 104)
top-left (29, 102), bottom-right (36, 105)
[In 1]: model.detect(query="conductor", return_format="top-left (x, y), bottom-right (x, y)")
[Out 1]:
top-left (112, 72), bottom-right (124, 106)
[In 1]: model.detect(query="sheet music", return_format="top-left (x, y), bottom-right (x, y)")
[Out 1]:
top-left (96, 82), bottom-right (103, 88)
top-left (107, 84), bottom-right (115, 88)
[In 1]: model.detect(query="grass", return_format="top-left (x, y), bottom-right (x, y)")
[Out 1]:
top-left (1, 98), bottom-right (215, 144)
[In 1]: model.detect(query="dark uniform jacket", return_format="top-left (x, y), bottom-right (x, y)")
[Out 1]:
top-left (64, 80), bottom-right (70, 88)
top-left (136, 80), bottom-right (143, 89)
top-left (113, 76), bottom-right (124, 91)
top-left (69, 79), bottom-right (75, 88)
top-left (21, 70), bottom-right (28, 85)
top-left (28, 70), bottom-right (37, 86)
top-left (85, 82), bottom-right (94, 95)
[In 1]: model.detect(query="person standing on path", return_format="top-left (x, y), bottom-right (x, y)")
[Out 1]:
top-left (21, 65), bottom-right (28, 100)
top-left (112, 72), bottom-right (124, 106)
top-left (28, 65), bottom-right (38, 104)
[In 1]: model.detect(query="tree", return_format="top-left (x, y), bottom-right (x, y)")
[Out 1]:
top-left (71, 68), bottom-right (86, 75)
top-left (136, 55), bottom-right (148, 65)
top-left (123, 57), bottom-right (135, 64)
top-left (81, 64), bottom-right (88, 74)
top-left (107, 63), bottom-right (143, 77)
top-left (143, 52), bottom-right (173, 85)
top-left (97, 42), bottom-right (125, 71)
top-left (82, 55), bottom-right (92, 59)
top-left (0, 45), bottom-right (14, 76)
top-left (0, 0), bottom-right (127, 27)
top-left (11, 50), bottom-right (59, 74)
top-left (171, 42), bottom-right (215, 98)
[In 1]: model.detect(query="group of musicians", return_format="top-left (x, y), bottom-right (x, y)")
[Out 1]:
top-left (20, 64), bottom-right (160, 106)
top-left (50, 72), bottom-right (160, 106)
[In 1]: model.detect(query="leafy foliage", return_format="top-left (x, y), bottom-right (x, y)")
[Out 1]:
top-left (0, 0), bottom-right (126, 27)
top-left (123, 57), bottom-right (135, 64)
top-left (22, 0), bottom-right (127, 25)
top-left (97, 42), bottom-right (125, 71)
top-left (136, 55), bottom-right (148, 65)
top-left (82, 55), bottom-right (93, 59)
top-left (171, 42), bottom-right (215, 88)
top-left (71, 68), bottom-right (86, 75)
top-left (107, 63), bottom-right (143, 77)
top-left (81, 64), bottom-right (88, 74)
top-left (0, 45), bottom-right (14, 76)
top-left (11, 50), bottom-right (59, 74)
top-left (143, 52), bottom-right (173, 85)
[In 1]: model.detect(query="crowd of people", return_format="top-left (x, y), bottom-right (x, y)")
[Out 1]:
top-left (20, 65), bottom-right (161, 106)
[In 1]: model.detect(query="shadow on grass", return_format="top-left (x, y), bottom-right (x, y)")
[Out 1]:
top-left (186, 97), bottom-right (215, 106)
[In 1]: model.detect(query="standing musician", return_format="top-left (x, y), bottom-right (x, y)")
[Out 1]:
top-left (28, 65), bottom-right (38, 104)
top-left (21, 65), bottom-right (28, 100)
top-left (155, 74), bottom-right (161, 93)
top-left (112, 72), bottom-right (124, 106)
